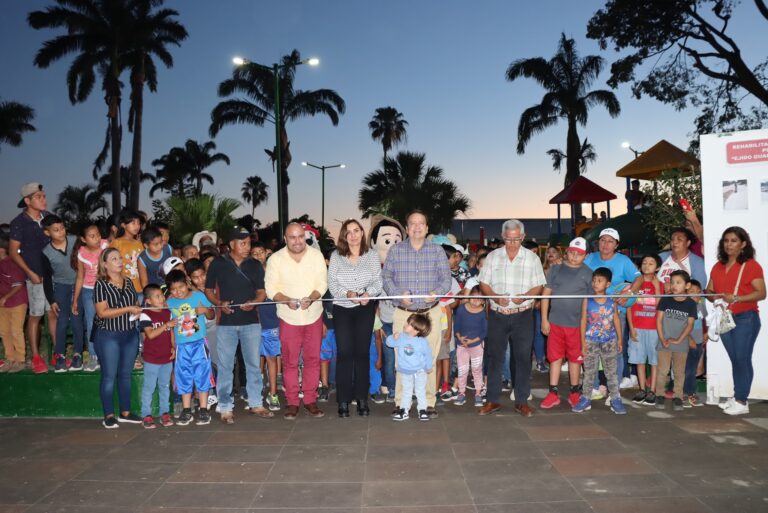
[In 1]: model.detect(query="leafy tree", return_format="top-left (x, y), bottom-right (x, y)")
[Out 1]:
top-left (150, 139), bottom-right (229, 197)
top-left (586, 0), bottom-right (768, 152)
top-left (369, 106), bottom-right (408, 160)
top-left (0, 100), bottom-right (35, 152)
top-left (166, 194), bottom-right (240, 244)
top-left (639, 169), bottom-right (702, 247)
top-left (97, 165), bottom-right (155, 207)
top-left (29, 0), bottom-right (133, 215)
top-left (210, 49), bottom-right (345, 227)
top-left (506, 33), bottom-right (620, 187)
top-left (358, 151), bottom-right (471, 232)
top-left (54, 184), bottom-right (108, 229)
top-left (241, 175), bottom-right (270, 218)
top-left (150, 198), bottom-right (173, 226)
top-left (124, 0), bottom-right (188, 210)
top-left (547, 138), bottom-right (597, 175)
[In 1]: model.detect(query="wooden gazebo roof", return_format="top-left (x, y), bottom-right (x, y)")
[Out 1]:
top-left (615, 139), bottom-right (700, 180)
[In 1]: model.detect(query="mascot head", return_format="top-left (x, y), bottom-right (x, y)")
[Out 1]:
top-left (368, 215), bottom-right (405, 264)
top-left (302, 224), bottom-right (320, 250)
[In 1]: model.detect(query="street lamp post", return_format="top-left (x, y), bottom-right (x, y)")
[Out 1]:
top-left (302, 161), bottom-right (345, 234)
top-left (621, 141), bottom-right (644, 212)
top-left (232, 55), bottom-right (319, 236)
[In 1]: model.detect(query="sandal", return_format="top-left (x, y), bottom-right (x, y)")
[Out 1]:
top-left (133, 358), bottom-right (144, 370)
top-left (220, 412), bottom-right (235, 424)
top-left (248, 407), bottom-right (275, 419)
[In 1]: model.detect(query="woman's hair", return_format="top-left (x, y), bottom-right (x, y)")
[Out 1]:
top-left (717, 226), bottom-right (755, 264)
top-left (115, 209), bottom-right (141, 238)
top-left (336, 219), bottom-right (368, 257)
top-left (70, 221), bottom-right (101, 271)
top-left (97, 247), bottom-right (121, 281)
top-left (407, 313), bottom-right (432, 337)
top-left (543, 245), bottom-right (563, 270)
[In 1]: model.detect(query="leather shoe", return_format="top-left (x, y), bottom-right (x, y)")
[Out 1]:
top-left (304, 402), bottom-right (325, 418)
top-left (283, 405), bottom-right (299, 420)
top-left (357, 400), bottom-right (370, 416)
top-left (478, 402), bottom-right (501, 416)
top-left (338, 402), bottom-right (350, 418)
top-left (514, 403), bottom-right (535, 417)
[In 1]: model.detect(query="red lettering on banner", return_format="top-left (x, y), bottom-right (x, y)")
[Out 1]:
top-left (727, 139), bottom-right (768, 164)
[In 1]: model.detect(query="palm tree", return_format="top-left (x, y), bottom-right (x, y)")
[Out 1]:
top-left (0, 100), bottom-right (36, 152)
top-left (241, 175), bottom-right (270, 218)
top-left (166, 194), bottom-right (240, 244)
top-left (124, 1), bottom-right (187, 211)
top-left (547, 138), bottom-right (597, 175)
top-left (29, 0), bottom-right (133, 215)
top-left (506, 33), bottom-right (620, 187)
top-left (54, 184), bottom-right (108, 228)
top-left (150, 139), bottom-right (230, 197)
top-left (358, 151), bottom-right (470, 232)
top-left (368, 107), bottom-right (408, 160)
top-left (210, 49), bottom-right (345, 226)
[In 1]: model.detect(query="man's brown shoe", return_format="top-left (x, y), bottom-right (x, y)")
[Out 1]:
top-left (514, 403), bottom-right (535, 417)
top-left (304, 402), bottom-right (325, 418)
top-left (283, 405), bottom-right (299, 420)
top-left (478, 402), bottom-right (501, 416)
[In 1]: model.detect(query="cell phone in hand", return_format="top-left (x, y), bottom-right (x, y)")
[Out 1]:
top-left (679, 198), bottom-right (692, 212)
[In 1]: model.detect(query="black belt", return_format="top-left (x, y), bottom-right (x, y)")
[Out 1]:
top-left (396, 303), bottom-right (438, 314)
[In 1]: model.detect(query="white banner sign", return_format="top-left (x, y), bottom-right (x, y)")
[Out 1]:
top-left (701, 128), bottom-right (768, 400)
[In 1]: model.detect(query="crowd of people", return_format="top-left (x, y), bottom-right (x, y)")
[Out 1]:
top-left (0, 182), bottom-right (765, 428)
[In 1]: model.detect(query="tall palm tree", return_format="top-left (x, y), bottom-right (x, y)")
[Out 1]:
top-left (506, 33), bottom-right (620, 187)
top-left (241, 175), bottom-right (270, 218)
top-left (54, 184), bottom-right (108, 228)
top-left (210, 49), bottom-right (345, 226)
top-left (150, 139), bottom-right (230, 197)
top-left (0, 100), bottom-right (36, 152)
top-left (124, 1), bottom-right (187, 211)
top-left (358, 151), bottom-right (470, 232)
top-left (150, 149), bottom-right (189, 198)
top-left (368, 106), bottom-right (408, 160)
top-left (547, 138), bottom-right (597, 175)
top-left (29, 0), bottom-right (134, 215)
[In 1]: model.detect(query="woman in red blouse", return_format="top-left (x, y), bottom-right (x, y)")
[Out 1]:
top-left (706, 227), bottom-right (766, 416)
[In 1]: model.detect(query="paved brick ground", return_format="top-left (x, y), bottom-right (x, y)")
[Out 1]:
top-left (1, 383), bottom-right (768, 512)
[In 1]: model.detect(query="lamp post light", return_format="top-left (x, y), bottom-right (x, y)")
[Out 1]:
top-left (302, 161), bottom-right (345, 234)
top-left (232, 55), bottom-right (319, 236)
top-left (621, 141), bottom-right (645, 212)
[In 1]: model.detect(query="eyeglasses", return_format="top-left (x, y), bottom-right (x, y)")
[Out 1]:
top-left (502, 237), bottom-right (523, 243)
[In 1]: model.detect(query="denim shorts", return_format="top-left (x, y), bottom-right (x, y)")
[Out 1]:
top-left (260, 327), bottom-right (281, 357)
top-left (628, 328), bottom-right (659, 366)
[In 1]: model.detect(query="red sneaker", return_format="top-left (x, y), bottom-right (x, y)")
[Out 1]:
top-left (568, 392), bottom-right (581, 408)
top-left (32, 355), bottom-right (48, 374)
top-left (160, 413), bottom-right (174, 427)
top-left (540, 391), bottom-right (561, 409)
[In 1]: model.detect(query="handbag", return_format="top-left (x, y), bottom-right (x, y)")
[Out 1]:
top-left (718, 262), bottom-right (746, 335)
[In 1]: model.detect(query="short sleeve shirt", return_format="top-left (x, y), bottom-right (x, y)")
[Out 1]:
top-left (167, 291), bottom-right (213, 344)
top-left (0, 257), bottom-right (28, 308)
top-left (656, 297), bottom-right (697, 352)
top-left (630, 280), bottom-right (661, 330)
top-left (138, 309), bottom-right (173, 364)
top-left (94, 279), bottom-right (137, 332)
top-left (109, 238), bottom-right (144, 291)
top-left (205, 255), bottom-right (265, 326)
top-left (545, 263), bottom-right (593, 327)
top-left (584, 252), bottom-right (640, 313)
top-left (9, 210), bottom-right (51, 276)
top-left (709, 259), bottom-right (764, 315)
top-left (478, 247), bottom-right (546, 311)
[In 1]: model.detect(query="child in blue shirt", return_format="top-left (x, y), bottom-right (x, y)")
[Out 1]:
top-left (453, 285), bottom-right (487, 407)
top-left (386, 313), bottom-right (433, 421)
top-left (165, 269), bottom-right (215, 426)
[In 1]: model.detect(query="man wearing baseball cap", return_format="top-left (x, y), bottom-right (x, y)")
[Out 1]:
top-left (9, 183), bottom-right (52, 373)
top-left (584, 228), bottom-right (641, 391)
top-left (540, 237), bottom-right (594, 409)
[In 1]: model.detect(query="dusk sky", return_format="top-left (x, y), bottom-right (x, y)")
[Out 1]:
top-left (1, 1), bottom-right (765, 235)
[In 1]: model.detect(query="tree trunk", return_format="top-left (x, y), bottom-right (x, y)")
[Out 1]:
top-left (279, 125), bottom-right (291, 227)
top-left (106, 70), bottom-right (122, 216)
top-left (129, 67), bottom-right (144, 212)
top-left (565, 117), bottom-right (582, 218)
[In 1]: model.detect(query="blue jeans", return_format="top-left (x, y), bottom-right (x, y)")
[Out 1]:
top-left (81, 288), bottom-right (97, 358)
top-left (53, 283), bottom-right (84, 355)
top-left (683, 344), bottom-right (703, 396)
top-left (141, 362), bottom-right (173, 417)
top-left (216, 323), bottom-right (264, 413)
top-left (95, 329), bottom-right (139, 417)
top-left (721, 310), bottom-right (761, 402)
top-left (533, 308), bottom-right (546, 363)
top-left (381, 322), bottom-right (396, 397)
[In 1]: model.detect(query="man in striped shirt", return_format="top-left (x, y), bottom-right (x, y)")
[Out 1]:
top-left (479, 219), bottom-right (546, 418)
top-left (382, 210), bottom-right (451, 418)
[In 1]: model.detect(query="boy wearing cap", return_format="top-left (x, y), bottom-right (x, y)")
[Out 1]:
top-left (9, 182), bottom-right (53, 373)
top-left (540, 238), bottom-right (594, 408)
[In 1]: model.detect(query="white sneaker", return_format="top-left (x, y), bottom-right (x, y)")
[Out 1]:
top-left (718, 397), bottom-right (736, 410)
top-left (561, 362), bottom-right (568, 373)
top-left (590, 385), bottom-right (607, 400)
top-left (619, 377), bottom-right (633, 389)
top-left (630, 375), bottom-right (638, 387)
top-left (723, 401), bottom-right (749, 416)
